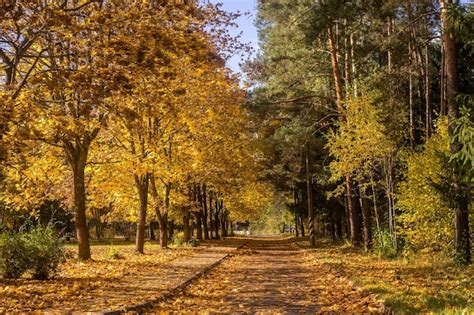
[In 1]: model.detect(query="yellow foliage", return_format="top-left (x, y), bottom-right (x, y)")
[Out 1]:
top-left (397, 118), bottom-right (454, 254)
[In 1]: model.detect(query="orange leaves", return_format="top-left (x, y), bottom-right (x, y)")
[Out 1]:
top-left (0, 243), bottom-right (196, 312)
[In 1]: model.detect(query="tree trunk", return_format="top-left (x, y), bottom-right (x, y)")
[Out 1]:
top-left (229, 221), bottom-right (234, 236)
top-left (305, 143), bottom-right (315, 248)
top-left (149, 221), bottom-right (155, 241)
top-left (209, 191), bottom-right (214, 238)
top-left (294, 209), bottom-right (299, 237)
top-left (299, 215), bottom-right (305, 237)
top-left (220, 211), bottom-right (227, 237)
top-left (196, 211), bottom-right (203, 240)
top-left (214, 198), bottom-right (220, 239)
top-left (168, 220), bottom-right (174, 240)
top-left (201, 184), bottom-right (210, 240)
top-left (409, 42), bottom-right (415, 148)
top-left (135, 174), bottom-right (149, 254)
top-left (158, 214), bottom-right (168, 248)
top-left (359, 183), bottom-right (372, 251)
top-left (347, 178), bottom-right (363, 246)
top-left (425, 43), bottom-right (432, 137)
top-left (440, 0), bottom-right (471, 265)
top-left (70, 148), bottom-right (91, 260)
top-left (183, 210), bottom-right (191, 242)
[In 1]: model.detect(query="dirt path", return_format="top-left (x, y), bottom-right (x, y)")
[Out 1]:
top-left (153, 237), bottom-right (383, 313)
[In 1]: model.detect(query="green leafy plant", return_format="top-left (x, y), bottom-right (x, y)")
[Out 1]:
top-left (106, 246), bottom-right (124, 260)
top-left (23, 225), bottom-right (67, 280)
top-left (172, 231), bottom-right (185, 246)
top-left (0, 225), bottom-right (66, 280)
top-left (0, 232), bottom-right (30, 279)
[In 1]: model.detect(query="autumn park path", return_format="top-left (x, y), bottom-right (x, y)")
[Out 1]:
top-left (153, 237), bottom-right (383, 313)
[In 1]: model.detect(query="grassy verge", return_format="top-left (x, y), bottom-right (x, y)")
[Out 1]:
top-left (301, 239), bottom-right (473, 313)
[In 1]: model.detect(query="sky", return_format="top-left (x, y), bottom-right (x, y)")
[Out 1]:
top-left (209, 0), bottom-right (473, 73)
top-left (208, 0), bottom-right (259, 74)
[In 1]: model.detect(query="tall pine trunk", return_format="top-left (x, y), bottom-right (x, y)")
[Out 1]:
top-left (359, 182), bottom-right (372, 251)
top-left (440, 0), bottom-right (471, 265)
top-left (305, 143), bottom-right (315, 247)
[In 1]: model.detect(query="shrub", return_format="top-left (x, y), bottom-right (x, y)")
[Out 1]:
top-left (172, 231), bottom-right (185, 246)
top-left (0, 225), bottom-right (66, 280)
top-left (374, 229), bottom-right (399, 259)
top-left (106, 246), bottom-right (124, 260)
top-left (23, 225), bottom-right (67, 280)
top-left (0, 233), bottom-right (30, 279)
top-left (188, 239), bottom-right (199, 247)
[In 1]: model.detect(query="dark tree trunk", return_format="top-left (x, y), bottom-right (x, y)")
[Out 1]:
top-left (183, 210), bottom-right (191, 242)
top-left (440, 0), bottom-right (471, 265)
top-left (209, 191), bottom-right (214, 238)
top-left (229, 221), bottom-right (234, 236)
top-left (220, 210), bottom-right (227, 237)
top-left (359, 183), bottom-right (372, 251)
top-left (305, 143), bottom-right (315, 247)
top-left (300, 215), bottom-right (305, 237)
top-left (214, 197), bottom-right (220, 239)
top-left (149, 221), bottom-right (156, 241)
top-left (196, 211), bottom-right (203, 240)
top-left (69, 147), bottom-right (91, 260)
top-left (158, 215), bottom-right (168, 248)
top-left (202, 185), bottom-right (210, 240)
top-left (335, 208), bottom-right (343, 240)
top-left (135, 174), bottom-right (149, 254)
top-left (347, 178), bottom-right (363, 246)
top-left (294, 210), bottom-right (299, 237)
top-left (168, 220), bottom-right (174, 240)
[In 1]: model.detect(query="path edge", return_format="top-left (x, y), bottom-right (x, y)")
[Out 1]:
top-left (97, 239), bottom-right (249, 315)
top-left (294, 238), bottom-right (393, 314)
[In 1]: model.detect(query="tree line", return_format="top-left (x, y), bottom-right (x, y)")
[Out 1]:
top-left (249, 0), bottom-right (472, 264)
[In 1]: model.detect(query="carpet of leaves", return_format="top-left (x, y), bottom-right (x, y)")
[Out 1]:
top-left (0, 242), bottom-right (196, 312)
top-left (154, 237), bottom-right (383, 313)
top-left (302, 239), bottom-right (474, 313)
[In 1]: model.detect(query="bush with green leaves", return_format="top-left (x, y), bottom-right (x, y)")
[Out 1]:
top-left (0, 225), bottom-right (66, 280)
top-left (0, 233), bottom-right (30, 279)
top-left (373, 229), bottom-right (399, 259)
top-left (106, 246), bottom-right (124, 260)
top-left (172, 231), bottom-right (185, 246)
top-left (24, 225), bottom-right (67, 280)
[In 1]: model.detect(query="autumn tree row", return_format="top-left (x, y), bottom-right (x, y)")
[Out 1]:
top-left (0, 1), bottom-right (271, 259)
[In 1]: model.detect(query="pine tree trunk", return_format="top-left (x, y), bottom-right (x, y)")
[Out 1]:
top-left (425, 44), bottom-right (431, 137)
top-left (300, 215), bottom-right (305, 237)
top-left (347, 179), bottom-right (363, 246)
top-left (305, 143), bottom-right (315, 248)
top-left (409, 42), bottom-right (415, 148)
top-left (359, 183), bottom-right (372, 251)
top-left (440, 0), bottom-right (471, 265)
